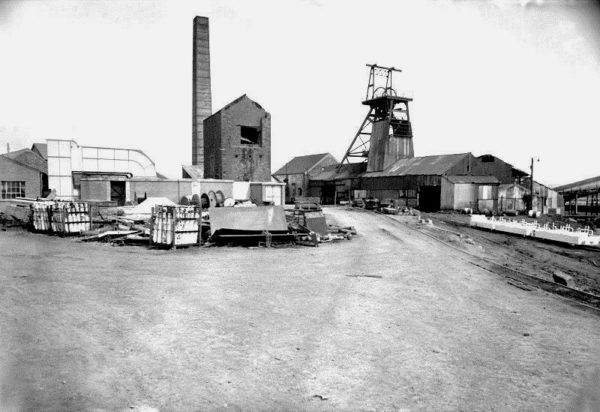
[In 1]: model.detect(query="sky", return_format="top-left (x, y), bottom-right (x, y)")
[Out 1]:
top-left (0, 0), bottom-right (599, 186)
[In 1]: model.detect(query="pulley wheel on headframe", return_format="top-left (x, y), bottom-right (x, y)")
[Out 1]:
top-left (208, 191), bottom-right (218, 208)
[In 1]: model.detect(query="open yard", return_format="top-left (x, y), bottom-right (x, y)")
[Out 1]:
top-left (1, 207), bottom-right (599, 411)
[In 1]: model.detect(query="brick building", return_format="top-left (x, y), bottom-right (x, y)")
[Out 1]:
top-left (203, 95), bottom-right (271, 182)
top-left (0, 146), bottom-right (48, 210)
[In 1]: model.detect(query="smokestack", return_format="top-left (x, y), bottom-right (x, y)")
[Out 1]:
top-left (192, 16), bottom-right (213, 174)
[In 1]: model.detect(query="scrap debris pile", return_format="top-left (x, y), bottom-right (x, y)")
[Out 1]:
top-left (1, 196), bottom-right (356, 250)
top-left (287, 200), bottom-right (357, 246)
top-left (350, 197), bottom-right (420, 216)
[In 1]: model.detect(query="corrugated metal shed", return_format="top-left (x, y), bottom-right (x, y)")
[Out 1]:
top-left (362, 153), bottom-right (470, 177)
top-left (445, 175), bottom-right (499, 184)
top-left (273, 153), bottom-right (333, 176)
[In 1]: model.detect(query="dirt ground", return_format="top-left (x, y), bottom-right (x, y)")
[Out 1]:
top-left (1, 207), bottom-right (599, 411)
top-left (417, 212), bottom-right (600, 296)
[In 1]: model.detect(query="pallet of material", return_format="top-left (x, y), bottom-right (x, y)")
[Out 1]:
top-left (31, 201), bottom-right (54, 232)
top-left (150, 205), bottom-right (201, 248)
top-left (51, 202), bottom-right (92, 234)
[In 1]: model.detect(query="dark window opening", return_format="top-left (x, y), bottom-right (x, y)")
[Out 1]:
top-left (480, 155), bottom-right (495, 163)
top-left (240, 126), bottom-right (261, 145)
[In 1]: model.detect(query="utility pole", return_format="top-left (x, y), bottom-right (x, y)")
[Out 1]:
top-left (529, 157), bottom-right (539, 212)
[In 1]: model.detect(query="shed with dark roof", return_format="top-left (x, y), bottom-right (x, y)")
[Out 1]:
top-left (272, 153), bottom-right (338, 203)
top-left (361, 152), bottom-right (498, 211)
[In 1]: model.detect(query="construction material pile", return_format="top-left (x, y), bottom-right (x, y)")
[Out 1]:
top-left (150, 205), bottom-right (201, 248)
top-left (287, 201), bottom-right (357, 245)
top-left (50, 202), bottom-right (92, 234)
top-left (351, 197), bottom-right (419, 216)
top-left (31, 201), bottom-right (54, 232)
top-left (470, 215), bottom-right (600, 247)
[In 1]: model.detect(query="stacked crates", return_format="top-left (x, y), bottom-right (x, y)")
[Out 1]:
top-left (31, 201), bottom-right (54, 232)
top-left (150, 205), bottom-right (201, 248)
top-left (51, 202), bottom-right (92, 234)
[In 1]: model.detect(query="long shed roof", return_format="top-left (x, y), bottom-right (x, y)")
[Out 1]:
top-left (554, 175), bottom-right (600, 192)
top-left (273, 153), bottom-right (334, 176)
top-left (310, 162), bottom-right (367, 181)
top-left (362, 153), bottom-right (470, 178)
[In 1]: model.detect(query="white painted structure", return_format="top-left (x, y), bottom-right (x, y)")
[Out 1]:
top-left (470, 215), bottom-right (599, 247)
top-left (47, 139), bottom-right (156, 199)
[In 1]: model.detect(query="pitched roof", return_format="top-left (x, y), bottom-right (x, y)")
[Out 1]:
top-left (554, 175), bottom-right (600, 192)
top-left (206, 94), bottom-right (266, 121)
top-left (309, 162), bottom-right (367, 181)
top-left (2, 148), bottom-right (47, 173)
top-left (363, 153), bottom-right (470, 178)
top-left (273, 153), bottom-right (333, 176)
top-left (31, 143), bottom-right (47, 159)
top-left (182, 165), bottom-right (204, 179)
top-left (478, 154), bottom-right (528, 177)
top-left (445, 175), bottom-right (499, 184)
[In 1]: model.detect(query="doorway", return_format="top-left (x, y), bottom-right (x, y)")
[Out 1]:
top-left (419, 185), bottom-right (441, 212)
top-left (110, 181), bottom-right (126, 206)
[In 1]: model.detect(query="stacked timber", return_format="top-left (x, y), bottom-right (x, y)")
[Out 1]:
top-left (51, 202), bottom-right (92, 234)
top-left (150, 205), bottom-right (201, 248)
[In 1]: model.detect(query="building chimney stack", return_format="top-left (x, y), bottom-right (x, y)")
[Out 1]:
top-left (191, 16), bottom-right (213, 175)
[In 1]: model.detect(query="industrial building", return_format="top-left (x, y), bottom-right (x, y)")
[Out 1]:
top-left (555, 176), bottom-right (600, 216)
top-left (477, 154), bottom-right (528, 184)
top-left (46, 139), bottom-right (157, 204)
top-left (272, 153), bottom-right (338, 203)
top-left (0, 146), bottom-right (48, 211)
top-left (0, 17), bottom-right (281, 209)
top-left (360, 153), bottom-right (499, 211)
top-left (301, 65), bottom-right (503, 212)
top-left (308, 162), bottom-right (367, 204)
top-left (203, 94), bottom-right (271, 182)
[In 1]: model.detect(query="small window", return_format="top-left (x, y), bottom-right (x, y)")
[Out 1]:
top-left (240, 126), bottom-right (261, 145)
top-left (1, 181), bottom-right (25, 199)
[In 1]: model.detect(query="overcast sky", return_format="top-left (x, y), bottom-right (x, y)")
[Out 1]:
top-left (0, 0), bottom-right (598, 185)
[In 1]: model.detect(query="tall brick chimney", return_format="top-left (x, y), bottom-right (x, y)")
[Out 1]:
top-left (192, 16), bottom-right (212, 173)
